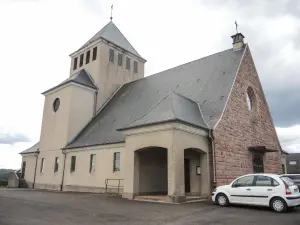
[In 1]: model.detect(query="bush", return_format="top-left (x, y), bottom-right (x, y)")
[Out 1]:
top-left (0, 179), bottom-right (8, 187)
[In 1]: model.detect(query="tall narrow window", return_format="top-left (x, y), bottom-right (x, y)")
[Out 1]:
top-left (89, 154), bottom-right (96, 173)
top-left (113, 152), bottom-right (120, 172)
top-left (118, 53), bottom-right (123, 67)
top-left (54, 157), bottom-right (59, 173)
top-left (40, 158), bottom-right (45, 173)
top-left (79, 54), bottom-right (84, 67)
top-left (109, 49), bottom-right (114, 63)
top-left (92, 47), bottom-right (97, 61)
top-left (246, 87), bottom-right (255, 112)
top-left (126, 57), bottom-right (131, 70)
top-left (73, 57), bottom-right (78, 70)
top-left (86, 50), bottom-right (90, 64)
top-left (70, 156), bottom-right (76, 172)
top-left (134, 61), bottom-right (138, 73)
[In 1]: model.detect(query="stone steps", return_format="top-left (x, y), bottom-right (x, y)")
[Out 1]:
top-left (18, 179), bottom-right (28, 188)
top-left (134, 195), bottom-right (208, 204)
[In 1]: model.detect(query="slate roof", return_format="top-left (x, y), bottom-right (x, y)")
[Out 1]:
top-left (119, 92), bottom-right (207, 130)
top-left (42, 69), bottom-right (97, 95)
top-left (65, 46), bottom-right (246, 149)
top-left (19, 142), bottom-right (39, 154)
top-left (77, 21), bottom-right (142, 59)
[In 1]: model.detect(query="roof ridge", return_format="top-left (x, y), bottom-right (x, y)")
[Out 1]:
top-left (124, 47), bottom-right (235, 87)
top-left (120, 92), bottom-right (173, 129)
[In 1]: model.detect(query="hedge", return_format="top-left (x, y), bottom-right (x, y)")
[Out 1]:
top-left (0, 179), bottom-right (8, 187)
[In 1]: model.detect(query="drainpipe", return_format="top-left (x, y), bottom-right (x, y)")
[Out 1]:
top-left (60, 149), bottom-right (67, 191)
top-left (32, 152), bottom-right (39, 189)
top-left (208, 129), bottom-right (216, 188)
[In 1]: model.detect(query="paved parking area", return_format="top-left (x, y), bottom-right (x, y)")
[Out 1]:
top-left (0, 189), bottom-right (300, 225)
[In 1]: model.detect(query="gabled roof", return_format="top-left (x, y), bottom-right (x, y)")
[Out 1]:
top-left (77, 21), bottom-right (142, 59)
top-left (42, 69), bottom-right (97, 95)
top-left (19, 142), bottom-right (39, 155)
top-left (119, 92), bottom-right (207, 130)
top-left (65, 46), bottom-right (245, 149)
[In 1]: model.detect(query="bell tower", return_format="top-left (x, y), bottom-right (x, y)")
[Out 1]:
top-left (69, 20), bottom-right (147, 111)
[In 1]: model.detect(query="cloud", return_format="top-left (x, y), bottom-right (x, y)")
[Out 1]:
top-left (0, 132), bottom-right (31, 145)
top-left (276, 126), bottom-right (300, 152)
top-left (0, 0), bottom-right (299, 166)
top-left (267, 88), bottom-right (300, 127)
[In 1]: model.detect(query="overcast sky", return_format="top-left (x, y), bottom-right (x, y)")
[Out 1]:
top-left (0, 0), bottom-right (299, 169)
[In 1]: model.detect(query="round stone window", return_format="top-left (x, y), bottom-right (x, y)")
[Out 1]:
top-left (53, 98), bottom-right (60, 112)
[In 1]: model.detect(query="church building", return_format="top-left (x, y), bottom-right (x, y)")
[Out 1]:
top-left (19, 19), bottom-right (283, 203)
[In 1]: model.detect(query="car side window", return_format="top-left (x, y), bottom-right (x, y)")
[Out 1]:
top-left (255, 176), bottom-right (272, 186)
top-left (255, 175), bottom-right (279, 187)
top-left (232, 176), bottom-right (254, 187)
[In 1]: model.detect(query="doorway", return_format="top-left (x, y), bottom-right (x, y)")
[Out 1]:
top-left (184, 159), bottom-right (190, 193)
top-left (21, 161), bottom-right (26, 179)
top-left (135, 147), bottom-right (168, 195)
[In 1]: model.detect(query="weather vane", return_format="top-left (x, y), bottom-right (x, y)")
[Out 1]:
top-left (234, 20), bottom-right (238, 33)
top-left (110, 4), bottom-right (113, 21)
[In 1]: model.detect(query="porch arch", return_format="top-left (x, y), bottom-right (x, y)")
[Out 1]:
top-left (134, 146), bottom-right (168, 195)
top-left (184, 148), bottom-right (210, 196)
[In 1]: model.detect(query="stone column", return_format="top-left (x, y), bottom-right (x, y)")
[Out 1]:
top-left (167, 145), bottom-right (185, 203)
top-left (200, 153), bottom-right (210, 196)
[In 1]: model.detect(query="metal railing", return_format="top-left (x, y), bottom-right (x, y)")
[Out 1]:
top-left (105, 179), bottom-right (124, 195)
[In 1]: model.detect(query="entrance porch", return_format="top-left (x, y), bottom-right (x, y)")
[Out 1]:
top-left (120, 122), bottom-right (211, 203)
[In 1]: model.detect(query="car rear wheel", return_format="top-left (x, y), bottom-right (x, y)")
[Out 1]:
top-left (216, 193), bottom-right (229, 207)
top-left (270, 197), bottom-right (287, 213)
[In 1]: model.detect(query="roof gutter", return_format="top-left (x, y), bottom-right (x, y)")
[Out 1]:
top-left (208, 129), bottom-right (216, 188)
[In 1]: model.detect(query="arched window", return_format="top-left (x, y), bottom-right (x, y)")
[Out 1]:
top-left (253, 155), bottom-right (264, 173)
top-left (246, 87), bottom-right (255, 111)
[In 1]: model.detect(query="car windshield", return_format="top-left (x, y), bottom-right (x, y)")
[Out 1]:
top-left (280, 176), bottom-right (295, 186)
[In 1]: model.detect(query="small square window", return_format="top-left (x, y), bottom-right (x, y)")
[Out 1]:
top-left (40, 158), bottom-right (45, 173)
top-left (86, 50), bottom-right (90, 64)
top-left (73, 57), bottom-right (78, 70)
top-left (126, 57), bottom-right (131, 70)
top-left (113, 152), bottom-right (120, 172)
top-left (118, 53), bottom-right (123, 67)
top-left (92, 47), bottom-right (97, 61)
top-left (109, 49), bottom-right (114, 63)
top-left (134, 61), bottom-right (138, 73)
top-left (79, 54), bottom-right (84, 67)
top-left (54, 157), bottom-right (59, 173)
top-left (90, 154), bottom-right (96, 173)
top-left (70, 156), bottom-right (76, 172)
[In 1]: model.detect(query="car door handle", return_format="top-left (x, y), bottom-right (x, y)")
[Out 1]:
top-left (246, 188), bottom-right (251, 191)
top-left (267, 189), bottom-right (273, 191)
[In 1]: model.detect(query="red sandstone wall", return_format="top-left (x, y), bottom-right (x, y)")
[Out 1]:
top-left (213, 45), bottom-right (282, 186)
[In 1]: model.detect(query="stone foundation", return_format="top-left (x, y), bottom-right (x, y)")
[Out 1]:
top-left (63, 185), bottom-right (123, 194)
top-left (34, 183), bottom-right (61, 191)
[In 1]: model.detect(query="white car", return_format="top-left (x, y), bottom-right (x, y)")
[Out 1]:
top-left (212, 173), bottom-right (300, 213)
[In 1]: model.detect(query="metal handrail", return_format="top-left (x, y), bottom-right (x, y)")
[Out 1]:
top-left (105, 179), bottom-right (124, 195)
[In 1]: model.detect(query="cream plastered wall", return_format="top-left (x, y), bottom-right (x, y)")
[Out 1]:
top-left (40, 83), bottom-right (95, 151)
top-left (63, 143), bottom-right (124, 191)
top-left (36, 83), bottom-right (96, 190)
top-left (69, 40), bottom-right (145, 112)
top-left (34, 150), bottom-right (64, 190)
top-left (21, 154), bottom-right (37, 187)
top-left (121, 122), bottom-right (210, 200)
